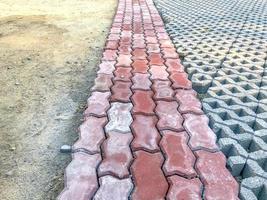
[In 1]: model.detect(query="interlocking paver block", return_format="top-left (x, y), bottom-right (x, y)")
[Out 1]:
top-left (131, 115), bottom-right (160, 152)
top-left (183, 114), bottom-right (218, 151)
top-left (145, 36), bottom-right (158, 44)
top-left (149, 65), bottom-right (169, 80)
top-left (132, 48), bottom-right (147, 60)
top-left (93, 176), bottom-right (133, 200)
top-left (84, 91), bottom-right (110, 117)
top-left (162, 47), bottom-right (179, 59)
top-left (160, 130), bottom-right (197, 177)
top-left (195, 150), bottom-right (239, 200)
top-left (132, 90), bottom-right (155, 115)
top-left (147, 43), bottom-right (161, 53)
top-left (131, 151), bottom-right (168, 200)
top-left (105, 40), bottom-right (119, 50)
top-left (98, 131), bottom-right (133, 178)
top-left (152, 80), bottom-right (174, 101)
top-left (102, 49), bottom-right (118, 61)
top-left (118, 44), bottom-right (132, 55)
top-left (114, 67), bottom-right (132, 82)
top-left (170, 72), bottom-right (192, 89)
top-left (176, 89), bottom-right (203, 114)
top-left (105, 102), bottom-right (133, 133)
top-left (132, 59), bottom-right (149, 73)
top-left (148, 53), bottom-right (164, 65)
top-left (91, 74), bottom-right (113, 92)
top-left (165, 58), bottom-right (184, 73)
top-left (74, 117), bottom-right (107, 153)
top-left (160, 39), bottom-right (174, 48)
top-left (132, 73), bottom-right (152, 90)
top-left (97, 61), bottom-right (116, 75)
top-left (156, 101), bottom-right (183, 131)
top-left (116, 54), bottom-right (132, 67)
top-left (58, 153), bottom-right (101, 200)
top-left (111, 81), bottom-right (132, 102)
top-left (167, 176), bottom-right (202, 200)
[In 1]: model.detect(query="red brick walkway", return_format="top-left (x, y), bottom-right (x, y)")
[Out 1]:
top-left (58, 0), bottom-right (239, 199)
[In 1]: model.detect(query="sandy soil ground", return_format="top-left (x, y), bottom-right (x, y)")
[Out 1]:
top-left (0, 0), bottom-right (116, 199)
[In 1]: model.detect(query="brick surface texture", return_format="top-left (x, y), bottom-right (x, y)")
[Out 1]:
top-left (58, 0), bottom-right (239, 199)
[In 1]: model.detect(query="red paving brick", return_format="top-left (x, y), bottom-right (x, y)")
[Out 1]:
top-left (114, 67), bottom-right (132, 82)
top-left (98, 132), bottom-right (133, 178)
top-left (195, 150), bottom-right (239, 199)
top-left (160, 131), bottom-right (197, 177)
top-left (58, 153), bottom-right (101, 200)
top-left (167, 176), bottom-right (202, 200)
top-left (59, 0), bottom-right (239, 199)
top-left (132, 48), bottom-right (147, 60)
top-left (132, 90), bottom-right (155, 115)
top-left (132, 73), bottom-right (152, 90)
top-left (111, 81), bottom-right (132, 102)
top-left (131, 115), bottom-right (160, 152)
top-left (132, 59), bottom-right (149, 73)
top-left (165, 58), bottom-right (184, 73)
top-left (183, 114), bottom-right (218, 151)
top-left (84, 91), bottom-right (110, 117)
top-left (91, 74), bottom-right (113, 92)
top-left (149, 65), bottom-right (169, 80)
top-left (74, 116), bottom-right (107, 153)
top-left (170, 72), bottom-right (192, 89)
top-left (131, 151), bottom-right (168, 200)
top-left (156, 101), bottom-right (184, 131)
top-left (176, 89), bottom-right (203, 114)
top-left (152, 80), bottom-right (174, 101)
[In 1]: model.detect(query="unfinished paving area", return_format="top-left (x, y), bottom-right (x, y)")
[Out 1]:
top-left (0, 0), bottom-right (116, 199)
top-left (58, 0), bottom-right (242, 199)
top-left (154, 0), bottom-right (267, 199)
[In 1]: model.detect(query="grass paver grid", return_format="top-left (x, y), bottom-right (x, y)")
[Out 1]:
top-left (154, 0), bottom-right (267, 199)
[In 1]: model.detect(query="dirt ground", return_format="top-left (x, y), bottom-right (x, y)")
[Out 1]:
top-left (0, 0), bottom-right (116, 199)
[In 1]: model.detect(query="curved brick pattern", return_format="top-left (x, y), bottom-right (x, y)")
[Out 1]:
top-left (131, 115), bottom-right (160, 152)
top-left (149, 65), bottom-right (169, 80)
top-left (183, 114), bottom-right (218, 151)
top-left (102, 49), bottom-right (118, 61)
top-left (131, 151), bottom-right (168, 200)
top-left (74, 117), bottom-right (107, 153)
top-left (156, 101), bottom-right (183, 131)
top-left (132, 90), bottom-right (155, 115)
top-left (170, 72), bottom-right (192, 89)
top-left (160, 131), bottom-right (197, 177)
top-left (167, 176), bottom-right (202, 200)
top-left (114, 67), bottom-right (132, 82)
top-left (111, 81), bottom-right (132, 102)
top-left (132, 59), bottom-right (149, 73)
top-left (152, 80), bottom-right (174, 101)
top-left (98, 61), bottom-right (116, 75)
top-left (93, 176), bottom-right (133, 200)
top-left (105, 102), bottom-right (133, 133)
top-left (84, 91), bottom-right (110, 117)
top-left (176, 89), bottom-right (203, 114)
top-left (98, 132), bottom-right (133, 178)
top-left (58, 153), bottom-right (101, 200)
top-left (132, 48), bottom-right (147, 60)
top-left (132, 73), bottom-right (152, 90)
top-left (148, 53), bottom-right (164, 66)
top-left (165, 58), bottom-right (184, 73)
top-left (91, 74), bottom-right (113, 92)
top-left (195, 150), bottom-right (239, 199)
top-left (60, 0), bottom-right (240, 199)
top-left (116, 54), bottom-right (132, 67)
